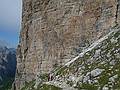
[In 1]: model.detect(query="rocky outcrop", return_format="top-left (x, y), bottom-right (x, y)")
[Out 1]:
top-left (0, 45), bottom-right (16, 89)
top-left (16, 0), bottom-right (120, 89)
top-left (50, 25), bottom-right (120, 90)
top-left (20, 22), bottom-right (120, 90)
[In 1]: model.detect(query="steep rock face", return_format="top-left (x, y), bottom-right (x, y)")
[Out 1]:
top-left (16, 0), bottom-right (120, 89)
top-left (21, 22), bottom-right (120, 90)
top-left (50, 26), bottom-right (120, 90)
top-left (0, 46), bottom-right (16, 89)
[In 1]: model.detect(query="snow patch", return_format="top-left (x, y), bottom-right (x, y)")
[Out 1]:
top-left (65, 28), bottom-right (117, 66)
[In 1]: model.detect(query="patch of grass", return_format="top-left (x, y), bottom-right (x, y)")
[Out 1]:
top-left (38, 84), bottom-right (62, 90)
top-left (77, 83), bottom-right (98, 90)
top-left (0, 77), bottom-right (14, 90)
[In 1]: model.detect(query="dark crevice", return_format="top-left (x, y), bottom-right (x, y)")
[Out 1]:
top-left (115, 0), bottom-right (119, 25)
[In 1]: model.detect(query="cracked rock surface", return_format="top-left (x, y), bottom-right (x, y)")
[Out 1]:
top-left (15, 0), bottom-right (120, 89)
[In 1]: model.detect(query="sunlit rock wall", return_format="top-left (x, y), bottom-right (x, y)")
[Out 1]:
top-left (15, 0), bottom-right (120, 89)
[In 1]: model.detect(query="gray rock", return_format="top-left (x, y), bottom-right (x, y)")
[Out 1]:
top-left (15, 0), bottom-right (120, 89)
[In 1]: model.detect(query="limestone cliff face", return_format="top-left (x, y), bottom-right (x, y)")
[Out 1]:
top-left (20, 20), bottom-right (120, 90)
top-left (15, 0), bottom-right (120, 89)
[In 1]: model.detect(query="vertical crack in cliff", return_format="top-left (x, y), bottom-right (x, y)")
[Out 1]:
top-left (115, 0), bottom-right (119, 25)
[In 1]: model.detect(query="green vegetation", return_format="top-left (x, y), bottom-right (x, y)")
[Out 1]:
top-left (0, 77), bottom-right (14, 90)
top-left (21, 80), bottom-right (62, 90)
top-left (38, 84), bottom-right (62, 90)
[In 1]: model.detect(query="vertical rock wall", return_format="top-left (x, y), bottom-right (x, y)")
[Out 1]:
top-left (15, 0), bottom-right (120, 89)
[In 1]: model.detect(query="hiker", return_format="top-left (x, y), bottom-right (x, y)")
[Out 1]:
top-left (48, 73), bottom-right (54, 81)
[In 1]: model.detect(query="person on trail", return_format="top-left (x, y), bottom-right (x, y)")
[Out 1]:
top-left (48, 73), bottom-right (54, 81)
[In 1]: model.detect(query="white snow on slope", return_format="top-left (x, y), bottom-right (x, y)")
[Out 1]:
top-left (65, 28), bottom-right (118, 66)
